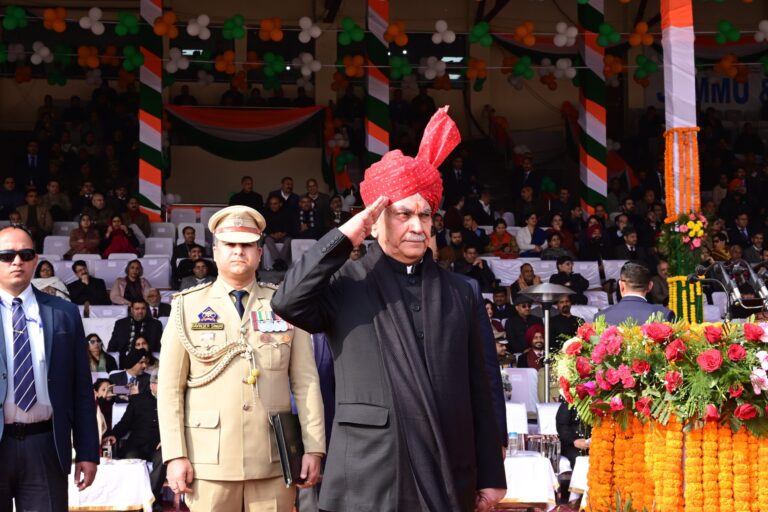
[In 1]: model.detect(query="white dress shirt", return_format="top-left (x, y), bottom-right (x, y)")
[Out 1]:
top-left (2, 285), bottom-right (53, 423)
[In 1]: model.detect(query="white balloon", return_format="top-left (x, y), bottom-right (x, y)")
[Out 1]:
top-left (553, 34), bottom-right (567, 47)
top-left (301, 52), bottom-right (313, 64)
top-left (299, 16), bottom-right (313, 30)
top-left (92, 22), bottom-right (105, 35)
top-left (443, 31), bottom-right (456, 44)
top-left (309, 25), bottom-right (322, 38)
top-left (44, 53), bottom-right (54, 63)
top-left (170, 48), bottom-right (181, 59)
top-left (424, 69), bottom-right (436, 80)
top-left (435, 20), bottom-right (448, 33)
top-left (39, 47), bottom-right (51, 58)
top-left (79, 17), bottom-right (92, 29)
top-left (89, 7), bottom-right (102, 20)
top-left (30, 54), bottom-right (42, 65)
top-left (187, 21), bottom-right (200, 36)
top-left (435, 61), bottom-right (446, 73)
top-left (33, 41), bottom-right (43, 51)
top-left (178, 57), bottom-right (190, 70)
top-left (565, 68), bottom-right (577, 80)
top-left (165, 61), bottom-right (178, 73)
top-left (299, 31), bottom-right (311, 44)
top-left (292, 57), bottom-right (301, 67)
top-left (310, 61), bottom-right (322, 72)
top-left (566, 26), bottom-right (578, 38)
top-left (197, 14), bottom-right (210, 27)
top-left (757, 32), bottom-right (767, 43)
top-left (431, 33), bottom-right (442, 45)
top-left (301, 66), bottom-right (311, 77)
top-left (199, 27), bottom-right (211, 40)
top-left (556, 22), bottom-right (567, 33)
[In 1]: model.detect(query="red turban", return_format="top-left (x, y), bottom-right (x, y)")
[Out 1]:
top-left (525, 324), bottom-right (545, 346)
top-left (360, 106), bottom-right (460, 212)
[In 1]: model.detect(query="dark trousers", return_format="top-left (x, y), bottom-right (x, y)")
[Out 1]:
top-left (0, 431), bottom-right (67, 512)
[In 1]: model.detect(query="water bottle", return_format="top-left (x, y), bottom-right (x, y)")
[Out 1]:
top-left (507, 432), bottom-right (518, 457)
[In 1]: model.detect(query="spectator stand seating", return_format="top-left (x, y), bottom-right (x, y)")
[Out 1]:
top-left (79, 305), bottom-right (129, 318)
top-left (150, 222), bottom-right (176, 239)
top-left (483, 258), bottom-right (558, 286)
top-left (291, 239), bottom-right (317, 263)
top-left (169, 208), bottom-right (197, 225)
top-left (92, 258), bottom-right (171, 289)
top-left (176, 222), bottom-right (206, 248)
top-left (145, 237), bottom-right (173, 258)
top-left (42, 236), bottom-right (69, 257)
top-left (504, 367), bottom-right (539, 415)
top-left (52, 221), bottom-right (78, 236)
top-left (38, 254), bottom-right (62, 262)
top-left (71, 253), bottom-right (102, 262)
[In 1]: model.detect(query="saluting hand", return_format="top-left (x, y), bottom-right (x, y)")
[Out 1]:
top-left (338, 196), bottom-right (389, 246)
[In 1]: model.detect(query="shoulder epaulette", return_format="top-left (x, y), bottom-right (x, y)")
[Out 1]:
top-left (258, 281), bottom-right (279, 290)
top-left (172, 280), bottom-right (214, 299)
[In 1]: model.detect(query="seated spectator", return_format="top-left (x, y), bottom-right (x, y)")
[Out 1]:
top-left (513, 186), bottom-right (547, 227)
top-left (101, 215), bottom-right (139, 258)
top-left (326, 194), bottom-right (352, 231)
top-left (606, 213), bottom-right (630, 249)
top-left (550, 187), bottom-right (575, 220)
top-left (267, 176), bottom-right (300, 213)
top-left (517, 324), bottom-right (546, 370)
top-left (173, 85), bottom-right (198, 106)
top-left (556, 399), bottom-right (590, 471)
top-left (110, 259), bottom-right (152, 305)
top-left (516, 212), bottom-right (548, 257)
top-left (32, 260), bottom-right (69, 301)
top-left (462, 213), bottom-right (490, 252)
top-left (510, 262), bottom-right (542, 300)
top-left (245, 88), bottom-right (266, 107)
top-left (549, 296), bottom-right (583, 352)
top-left (649, 260), bottom-right (670, 306)
top-left (87, 333), bottom-right (117, 372)
top-left (443, 194), bottom-right (464, 231)
top-left (541, 232), bottom-right (574, 261)
top-left (67, 260), bottom-right (111, 305)
top-left (549, 256), bottom-right (589, 305)
top-left (546, 213), bottom-right (576, 254)
top-left (108, 184), bottom-right (130, 215)
top-left (174, 245), bottom-right (207, 288)
top-left (17, 189), bottom-right (53, 251)
top-left (145, 288), bottom-right (170, 318)
top-left (704, 218), bottom-right (727, 252)
top-left (504, 295), bottom-right (543, 353)
top-left (179, 259), bottom-right (215, 290)
top-left (93, 378), bottom-right (113, 440)
top-left (81, 192), bottom-right (113, 234)
top-left (349, 244), bottom-right (367, 261)
top-left (432, 213), bottom-right (449, 250)
top-left (437, 229), bottom-right (464, 268)
top-left (485, 300), bottom-right (514, 368)
top-left (0, 176), bottom-right (24, 220)
top-left (229, 175), bottom-right (264, 212)
top-left (614, 227), bottom-right (652, 266)
top-left (71, 180), bottom-right (95, 216)
top-left (39, 179), bottom-right (72, 221)
top-left (712, 173), bottom-right (730, 208)
top-left (486, 219), bottom-right (519, 257)
top-left (453, 245), bottom-right (496, 292)
top-left (120, 336), bottom-right (158, 371)
top-left (108, 348), bottom-right (150, 403)
top-left (121, 196), bottom-right (151, 238)
top-left (108, 300), bottom-right (163, 354)
top-left (305, 178), bottom-right (331, 223)
top-left (728, 212), bottom-right (752, 249)
top-left (296, 195), bottom-right (324, 239)
top-left (262, 195), bottom-right (294, 270)
top-left (637, 208), bottom-right (662, 247)
top-left (490, 287), bottom-right (514, 320)
top-left (729, 244), bottom-right (744, 262)
top-left (580, 218), bottom-right (611, 261)
top-left (172, 226), bottom-right (202, 263)
top-left (744, 232), bottom-right (764, 264)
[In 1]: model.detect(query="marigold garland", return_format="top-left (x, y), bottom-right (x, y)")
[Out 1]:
top-left (758, 437), bottom-right (768, 507)
top-left (587, 419), bottom-right (615, 512)
top-left (684, 425), bottom-right (704, 512)
top-left (629, 418), bottom-right (646, 510)
top-left (702, 422), bottom-right (720, 510)
top-left (662, 416), bottom-right (684, 512)
top-left (732, 428), bottom-right (751, 512)
top-left (664, 127), bottom-right (701, 222)
top-left (718, 425), bottom-right (735, 511)
top-left (748, 431), bottom-right (759, 512)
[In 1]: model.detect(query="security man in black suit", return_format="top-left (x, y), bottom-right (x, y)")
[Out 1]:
top-left (598, 262), bottom-right (674, 324)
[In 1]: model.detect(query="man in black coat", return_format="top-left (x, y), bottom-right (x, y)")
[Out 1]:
top-left (491, 288), bottom-right (514, 320)
top-left (228, 175), bottom-right (263, 212)
top-left (67, 260), bottom-right (111, 305)
top-left (549, 256), bottom-right (590, 305)
top-left (549, 295), bottom-right (583, 352)
top-left (107, 300), bottom-right (163, 354)
top-left (272, 108), bottom-right (506, 512)
top-left (504, 295), bottom-right (543, 353)
top-left (453, 245), bottom-right (496, 292)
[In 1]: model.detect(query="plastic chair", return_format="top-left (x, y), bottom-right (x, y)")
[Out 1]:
top-left (170, 208), bottom-right (197, 224)
top-left (92, 260), bottom-right (129, 289)
top-left (107, 253), bottom-right (138, 260)
top-left (52, 221), bottom-right (78, 236)
top-left (140, 257), bottom-right (171, 289)
top-left (42, 236), bottom-right (69, 257)
top-left (37, 253), bottom-right (62, 262)
top-left (71, 253), bottom-right (102, 262)
top-left (505, 402), bottom-right (529, 435)
top-left (291, 239), bottom-right (317, 263)
top-left (82, 317), bottom-right (118, 345)
top-left (150, 222), bottom-right (176, 239)
top-left (536, 403), bottom-right (561, 435)
top-left (145, 237), bottom-right (173, 257)
top-left (503, 368), bottom-right (539, 414)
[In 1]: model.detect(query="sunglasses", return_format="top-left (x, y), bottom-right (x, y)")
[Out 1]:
top-left (0, 249), bottom-right (36, 263)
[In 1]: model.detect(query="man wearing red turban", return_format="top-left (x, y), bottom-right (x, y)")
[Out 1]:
top-left (517, 324), bottom-right (546, 370)
top-left (273, 107), bottom-right (507, 512)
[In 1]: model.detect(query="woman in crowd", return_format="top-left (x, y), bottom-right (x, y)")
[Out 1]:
top-left (516, 212), bottom-right (548, 257)
top-left (120, 336), bottom-right (158, 371)
top-left (541, 232), bottom-right (574, 261)
top-left (487, 218), bottom-right (519, 257)
top-left (110, 259), bottom-right (151, 305)
top-left (101, 214), bottom-right (139, 258)
top-left (88, 333), bottom-right (117, 373)
top-left (546, 213), bottom-right (576, 254)
top-left (93, 378), bottom-right (113, 443)
top-left (66, 213), bottom-right (101, 258)
top-left (707, 232), bottom-right (731, 263)
top-left (32, 260), bottom-right (70, 300)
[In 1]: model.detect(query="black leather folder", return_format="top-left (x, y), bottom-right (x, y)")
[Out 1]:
top-left (269, 411), bottom-right (305, 487)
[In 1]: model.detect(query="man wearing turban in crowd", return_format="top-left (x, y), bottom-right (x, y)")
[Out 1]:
top-left (272, 107), bottom-right (507, 512)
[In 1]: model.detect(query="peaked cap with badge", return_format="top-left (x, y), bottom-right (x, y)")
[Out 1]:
top-left (207, 205), bottom-right (266, 244)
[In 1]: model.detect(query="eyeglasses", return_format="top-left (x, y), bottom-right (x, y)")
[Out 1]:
top-left (88, 339), bottom-right (101, 345)
top-left (0, 249), bottom-right (36, 263)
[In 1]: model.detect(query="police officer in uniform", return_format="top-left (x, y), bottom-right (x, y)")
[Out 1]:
top-left (158, 205), bottom-right (325, 512)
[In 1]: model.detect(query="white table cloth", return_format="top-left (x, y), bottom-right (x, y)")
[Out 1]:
top-left (501, 451), bottom-right (558, 510)
top-left (483, 258), bottom-right (557, 286)
top-left (68, 458), bottom-right (154, 511)
top-left (568, 455), bottom-right (589, 508)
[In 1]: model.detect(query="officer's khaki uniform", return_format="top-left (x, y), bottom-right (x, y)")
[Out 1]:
top-left (158, 275), bottom-right (325, 511)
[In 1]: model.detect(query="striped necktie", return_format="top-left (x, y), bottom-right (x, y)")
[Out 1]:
top-left (12, 297), bottom-right (37, 412)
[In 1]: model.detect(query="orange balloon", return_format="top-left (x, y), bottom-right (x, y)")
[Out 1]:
top-left (224, 50), bottom-right (235, 60)
top-left (271, 29), bottom-right (283, 41)
top-left (78, 46), bottom-right (88, 57)
top-left (395, 33), bottom-right (408, 46)
top-left (53, 19), bottom-right (66, 33)
top-left (168, 25), bottom-right (179, 39)
top-left (523, 21), bottom-right (534, 32)
top-left (515, 25), bottom-right (527, 38)
top-left (87, 55), bottom-right (99, 69)
top-left (636, 22), bottom-right (649, 34)
top-left (262, 19), bottom-right (274, 31)
top-left (523, 34), bottom-right (536, 46)
top-left (154, 20), bottom-right (167, 36)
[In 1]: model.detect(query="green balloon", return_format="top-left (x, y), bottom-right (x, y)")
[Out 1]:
top-left (265, 52), bottom-right (275, 63)
top-left (123, 61), bottom-right (135, 72)
top-left (477, 21), bottom-right (488, 32)
top-left (351, 26), bottom-right (364, 42)
top-left (134, 54), bottom-right (144, 66)
top-left (728, 29), bottom-right (740, 42)
top-left (636, 55), bottom-right (647, 65)
top-left (265, 67), bottom-right (275, 77)
top-left (597, 35), bottom-right (608, 47)
top-left (513, 62), bottom-right (524, 75)
top-left (17, 16), bottom-right (27, 28)
top-left (224, 19), bottom-right (234, 30)
top-left (480, 34), bottom-right (492, 47)
top-left (609, 32), bottom-right (620, 44)
top-left (342, 17), bottom-right (355, 31)
top-left (647, 61), bottom-right (658, 73)
top-left (714, 33), bottom-right (726, 45)
top-left (473, 78), bottom-right (485, 92)
top-left (524, 68), bottom-right (533, 80)
top-left (637, 69), bottom-right (648, 79)
top-left (338, 32), bottom-right (351, 46)
top-left (233, 15), bottom-right (245, 26)
top-left (223, 29), bottom-right (233, 40)
top-left (599, 23), bottom-right (611, 36)
top-left (115, 24), bottom-right (127, 36)
top-left (471, 24), bottom-right (483, 38)
top-left (717, 20), bottom-right (731, 32)
top-left (233, 27), bottom-right (245, 39)
top-left (521, 55), bottom-right (531, 65)
top-left (469, 33), bottom-right (479, 44)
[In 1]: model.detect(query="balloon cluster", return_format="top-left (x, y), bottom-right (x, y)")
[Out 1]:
top-left (214, 50), bottom-right (236, 74)
top-left (513, 21), bottom-right (536, 47)
top-left (79, 7), bottom-right (105, 35)
top-left (263, 52), bottom-right (286, 78)
top-left (243, 51), bottom-right (262, 71)
top-left (538, 59), bottom-right (557, 90)
top-left (259, 17), bottom-right (283, 42)
top-left (166, 48), bottom-right (190, 73)
top-left (511, 55), bottom-right (534, 80)
top-left (327, 133), bottom-right (349, 149)
top-left (293, 53), bottom-right (322, 77)
top-left (629, 22), bottom-right (654, 47)
top-left (116, 12), bottom-right (140, 36)
top-left (2, 5), bottom-right (27, 31)
top-left (52, 44), bottom-right (71, 67)
top-left (296, 76), bottom-right (314, 92)
top-left (432, 20), bottom-right (456, 44)
top-left (187, 14), bottom-right (211, 40)
top-left (714, 54), bottom-right (739, 78)
top-left (298, 17), bottom-right (322, 43)
top-left (553, 22), bottom-right (578, 47)
top-left (716, 20), bottom-right (740, 45)
top-left (338, 17), bottom-right (364, 46)
top-left (77, 46), bottom-right (100, 69)
top-left (223, 15), bottom-right (246, 40)
top-left (554, 58), bottom-right (577, 80)
top-left (466, 58), bottom-right (488, 80)
top-left (30, 42), bottom-right (53, 66)
top-left (48, 69), bottom-right (66, 86)
top-left (389, 55), bottom-right (412, 80)
top-left (469, 21), bottom-right (492, 47)
top-left (101, 45), bottom-right (119, 66)
top-left (634, 54), bottom-right (659, 80)
top-left (604, 55), bottom-right (624, 79)
top-left (154, 11), bottom-right (179, 39)
top-left (755, 20), bottom-right (768, 43)
top-left (597, 22), bottom-right (620, 47)
top-left (419, 56), bottom-right (446, 80)
top-left (43, 7), bottom-right (67, 33)
top-left (122, 45), bottom-right (145, 72)
top-left (384, 21), bottom-right (408, 47)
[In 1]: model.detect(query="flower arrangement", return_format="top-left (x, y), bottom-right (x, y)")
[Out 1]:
top-left (657, 211), bottom-right (708, 277)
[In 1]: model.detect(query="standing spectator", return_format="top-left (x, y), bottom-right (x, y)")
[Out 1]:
top-left (549, 187), bottom-right (575, 220)
top-left (516, 212), bottom-right (548, 257)
top-left (0, 176), bottom-right (25, 220)
top-left (16, 140), bottom-right (48, 192)
top-left (101, 215), bottom-right (139, 258)
top-left (16, 189), bottom-right (53, 251)
top-left (66, 213), bottom-right (101, 258)
top-left (432, 213), bottom-right (449, 250)
top-left (81, 193), bottom-right (113, 234)
top-left (262, 195), bottom-right (294, 269)
top-left (442, 155), bottom-right (471, 200)
top-left (513, 186), bottom-right (547, 227)
top-left (712, 173), bottom-right (730, 209)
top-left (296, 195), bottom-right (324, 239)
top-left (267, 176), bottom-right (300, 213)
top-left (437, 230), bottom-right (465, 267)
top-left (32, 260), bottom-right (69, 301)
top-left (306, 178), bottom-right (331, 223)
top-left (67, 260), bottom-right (111, 305)
top-left (442, 194), bottom-right (465, 231)
top-left (649, 260), bottom-right (670, 306)
top-left (512, 156), bottom-right (542, 196)
top-left (549, 256), bottom-right (589, 305)
top-left (107, 300), bottom-right (163, 354)
top-left (410, 86), bottom-right (437, 129)
top-left (229, 176), bottom-right (264, 212)
top-left (487, 219), bottom-right (518, 257)
top-left (467, 188), bottom-right (494, 227)
top-left (510, 263), bottom-right (542, 300)
top-left (121, 197), bottom-right (151, 238)
top-left (461, 213), bottom-right (490, 252)
top-left (62, 95), bottom-right (87, 124)
top-left (614, 227), bottom-right (652, 267)
top-left (39, 179), bottom-right (72, 221)
top-left (110, 259), bottom-right (152, 305)
top-left (606, 214), bottom-right (630, 250)
top-left (87, 333), bottom-right (117, 373)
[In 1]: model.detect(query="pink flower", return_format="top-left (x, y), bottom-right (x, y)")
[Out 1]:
top-left (560, 377), bottom-right (573, 404)
top-left (689, 214), bottom-right (696, 221)
top-left (696, 349), bottom-right (723, 373)
top-left (682, 236), bottom-right (690, 244)
top-left (635, 397), bottom-right (652, 417)
top-left (564, 341), bottom-right (582, 356)
top-left (610, 395), bottom-right (625, 411)
top-left (631, 359), bottom-right (651, 375)
top-left (759, 323), bottom-right (768, 343)
top-left (605, 368), bottom-right (621, 385)
top-left (750, 368), bottom-right (768, 395)
top-left (679, 224), bottom-right (689, 233)
top-left (704, 404), bottom-right (719, 422)
top-left (642, 323), bottom-right (674, 344)
top-left (757, 351), bottom-right (768, 370)
top-left (727, 344), bottom-right (747, 362)
top-left (575, 384), bottom-right (590, 399)
top-left (604, 336), bottom-right (622, 356)
top-left (665, 371), bottom-right (683, 393)
top-left (692, 238), bottom-right (701, 248)
top-left (616, 364), bottom-right (635, 388)
top-left (577, 324), bottom-right (596, 341)
top-left (704, 326), bottom-right (723, 344)
top-left (591, 343), bottom-right (608, 364)
top-left (665, 338), bottom-right (687, 363)
top-left (734, 403), bottom-right (757, 421)
top-left (576, 357), bottom-right (593, 378)
top-left (596, 369), bottom-right (612, 391)
top-left (744, 323), bottom-right (765, 342)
